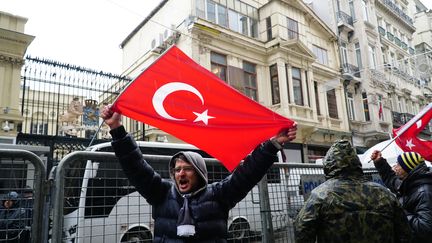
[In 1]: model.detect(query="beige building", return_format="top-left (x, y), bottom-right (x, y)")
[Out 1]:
top-left (308, 0), bottom-right (432, 149)
top-left (412, 0), bottom-right (432, 86)
top-left (120, 0), bottom-right (351, 163)
top-left (0, 11), bottom-right (34, 141)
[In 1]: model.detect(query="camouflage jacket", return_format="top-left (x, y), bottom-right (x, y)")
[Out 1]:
top-left (294, 140), bottom-right (411, 243)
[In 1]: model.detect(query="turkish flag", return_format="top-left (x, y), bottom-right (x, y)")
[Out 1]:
top-left (112, 45), bottom-right (294, 171)
top-left (393, 103), bottom-right (432, 161)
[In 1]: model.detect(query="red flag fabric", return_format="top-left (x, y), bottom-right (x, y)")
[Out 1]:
top-left (378, 102), bottom-right (383, 120)
top-left (112, 45), bottom-right (294, 171)
top-left (393, 103), bottom-right (432, 161)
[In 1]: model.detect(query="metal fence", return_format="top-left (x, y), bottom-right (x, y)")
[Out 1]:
top-left (0, 149), bottom-right (46, 243)
top-left (0, 148), bottom-right (383, 243)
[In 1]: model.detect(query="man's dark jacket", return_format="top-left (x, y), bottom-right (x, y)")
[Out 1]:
top-left (111, 126), bottom-right (280, 242)
top-left (374, 158), bottom-right (432, 243)
top-left (295, 140), bottom-right (411, 243)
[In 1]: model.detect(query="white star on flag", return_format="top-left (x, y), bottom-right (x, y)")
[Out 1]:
top-left (406, 139), bottom-right (416, 150)
top-left (193, 110), bottom-right (215, 125)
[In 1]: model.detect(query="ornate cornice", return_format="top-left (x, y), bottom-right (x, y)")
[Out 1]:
top-left (0, 54), bottom-right (25, 65)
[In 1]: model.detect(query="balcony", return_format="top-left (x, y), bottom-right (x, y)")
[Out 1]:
top-left (337, 11), bottom-right (354, 34)
top-left (378, 26), bottom-right (386, 36)
top-left (387, 32), bottom-right (394, 41)
top-left (378, 0), bottom-right (415, 30)
top-left (392, 111), bottom-right (431, 135)
top-left (409, 47), bottom-right (415, 54)
top-left (395, 37), bottom-right (401, 47)
top-left (342, 63), bottom-right (360, 78)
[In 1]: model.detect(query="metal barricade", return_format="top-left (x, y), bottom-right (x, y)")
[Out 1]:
top-left (51, 150), bottom-right (381, 243)
top-left (0, 149), bottom-right (47, 243)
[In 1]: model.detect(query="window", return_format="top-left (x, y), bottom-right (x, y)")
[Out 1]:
top-left (340, 42), bottom-right (348, 65)
top-left (31, 122), bottom-right (48, 135)
top-left (270, 64), bottom-right (280, 105)
top-left (227, 7), bottom-right (257, 38)
top-left (314, 81), bottom-right (320, 115)
top-left (378, 95), bottom-right (384, 121)
top-left (239, 15), bottom-right (248, 35)
top-left (362, 0), bottom-right (369, 21)
top-left (397, 96), bottom-right (402, 112)
top-left (266, 17), bottom-right (272, 41)
top-left (406, 100), bottom-right (412, 114)
top-left (381, 47), bottom-right (388, 64)
top-left (211, 52), bottom-right (227, 81)
top-left (243, 61), bottom-right (257, 101)
top-left (355, 43), bottom-right (362, 70)
top-left (207, 1), bottom-right (216, 23)
top-left (292, 67), bottom-right (303, 106)
top-left (217, 4), bottom-right (228, 27)
top-left (312, 45), bottom-right (329, 65)
top-left (349, 0), bottom-right (355, 20)
top-left (285, 64), bottom-right (291, 103)
top-left (197, 0), bottom-right (257, 37)
top-left (362, 92), bottom-right (370, 121)
top-left (347, 92), bottom-right (355, 120)
top-left (386, 22), bottom-right (391, 33)
top-left (228, 9), bottom-right (239, 31)
top-left (196, 0), bottom-right (206, 18)
top-left (327, 89), bottom-right (338, 119)
top-left (368, 45), bottom-right (376, 69)
top-left (287, 17), bottom-right (299, 40)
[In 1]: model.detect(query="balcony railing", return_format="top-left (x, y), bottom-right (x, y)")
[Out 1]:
top-left (337, 11), bottom-right (353, 26)
top-left (401, 42), bottom-right (408, 50)
top-left (393, 111), bottom-right (431, 135)
top-left (381, 0), bottom-right (414, 28)
top-left (395, 37), bottom-right (401, 47)
top-left (387, 32), bottom-right (394, 41)
top-left (378, 26), bottom-right (386, 36)
top-left (342, 63), bottom-right (360, 78)
top-left (409, 47), bottom-right (415, 54)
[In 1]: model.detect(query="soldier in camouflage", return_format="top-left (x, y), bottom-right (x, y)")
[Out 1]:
top-left (294, 140), bottom-right (411, 243)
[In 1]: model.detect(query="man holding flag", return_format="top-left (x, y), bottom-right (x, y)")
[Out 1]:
top-left (100, 45), bottom-right (298, 241)
top-left (370, 103), bottom-right (432, 242)
top-left (101, 106), bottom-right (296, 242)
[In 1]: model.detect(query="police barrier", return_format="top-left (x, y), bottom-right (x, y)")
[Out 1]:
top-left (0, 147), bottom-right (383, 242)
top-left (0, 149), bottom-right (47, 243)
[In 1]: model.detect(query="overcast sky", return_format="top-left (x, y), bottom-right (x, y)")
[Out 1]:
top-left (2, 0), bottom-right (162, 74)
top-left (1, 0), bottom-right (431, 75)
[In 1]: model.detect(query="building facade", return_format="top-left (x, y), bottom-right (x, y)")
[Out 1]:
top-left (120, 0), bottom-right (351, 163)
top-left (309, 0), bottom-right (432, 149)
top-left (0, 11), bottom-right (34, 142)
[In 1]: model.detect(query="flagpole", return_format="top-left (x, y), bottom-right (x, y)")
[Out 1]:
top-left (87, 44), bottom-right (177, 148)
top-left (367, 102), bottom-right (432, 163)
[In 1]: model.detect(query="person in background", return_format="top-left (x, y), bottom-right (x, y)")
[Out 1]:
top-left (295, 140), bottom-right (411, 243)
top-left (371, 150), bottom-right (432, 243)
top-left (0, 191), bottom-right (27, 242)
top-left (101, 105), bottom-right (297, 242)
top-left (20, 186), bottom-right (34, 238)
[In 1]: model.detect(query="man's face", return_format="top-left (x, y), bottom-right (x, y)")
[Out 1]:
top-left (173, 159), bottom-right (199, 194)
top-left (392, 164), bottom-right (408, 179)
top-left (3, 200), bottom-right (13, 209)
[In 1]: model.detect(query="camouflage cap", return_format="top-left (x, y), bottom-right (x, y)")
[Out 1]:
top-left (323, 140), bottom-right (363, 178)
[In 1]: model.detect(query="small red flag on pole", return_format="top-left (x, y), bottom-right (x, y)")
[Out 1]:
top-left (112, 45), bottom-right (294, 171)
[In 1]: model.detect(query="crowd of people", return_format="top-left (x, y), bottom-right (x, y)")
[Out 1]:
top-left (1, 105), bottom-right (431, 242)
top-left (294, 141), bottom-right (432, 243)
top-left (101, 104), bottom-right (432, 242)
top-left (0, 187), bottom-right (33, 242)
